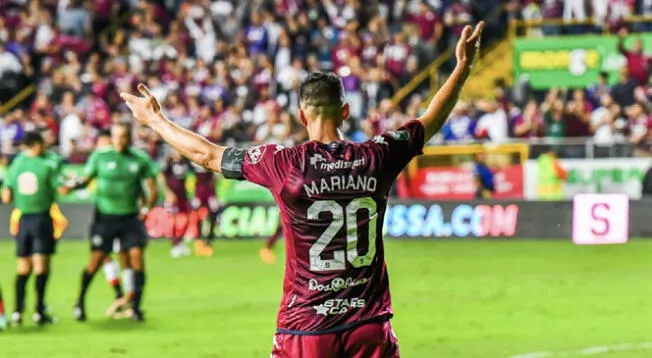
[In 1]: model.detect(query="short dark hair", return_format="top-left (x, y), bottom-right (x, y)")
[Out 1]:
top-left (112, 121), bottom-right (132, 141)
top-left (98, 129), bottom-right (111, 138)
top-left (298, 72), bottom-right (345, 111)
top-left (22, 131), bottom-right (45, 148)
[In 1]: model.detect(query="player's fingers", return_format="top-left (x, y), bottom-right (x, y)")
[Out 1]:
top-left (459, 25), bottom-right (472, 42)
top-left (120, 92), bottom-right (141, 103)
top-left (137, 83), bottom-right (154, 98)
top-left (467, 21), bottom-right (485, 43)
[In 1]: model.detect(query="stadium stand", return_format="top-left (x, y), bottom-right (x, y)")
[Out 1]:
top-left (0, 0), bottom-right (652, 165)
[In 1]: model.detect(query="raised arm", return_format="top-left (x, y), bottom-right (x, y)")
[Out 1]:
top-left (418, 22), bottom-right (484, 140)
top-left (120, 85), bottom-right (226, 173)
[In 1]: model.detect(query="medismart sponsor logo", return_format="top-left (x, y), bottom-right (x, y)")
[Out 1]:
top-left (308, 277), bottom-right (369, 292)
top-left (309, 154), bottom-right (367, 172)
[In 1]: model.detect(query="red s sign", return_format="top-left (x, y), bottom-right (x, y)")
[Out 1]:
top-left (590, 203), bottom-right (610, 236)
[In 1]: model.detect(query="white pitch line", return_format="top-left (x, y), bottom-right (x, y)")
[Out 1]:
top-left (508, 342), bottom-right (652, 358)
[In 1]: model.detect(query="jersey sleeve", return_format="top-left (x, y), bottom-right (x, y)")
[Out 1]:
top-left (83, 151), bottom-right (99, 179)
top-left (372, 119), bottom-right (425, 174)
top-left (50, 155), bottom-right (65, 188)
top-left (143, 157), bottom-right (159, 180)
top-left (233, 144), bottom-right (296, 192)
top-left (4, 159), bottom-right (18, 190)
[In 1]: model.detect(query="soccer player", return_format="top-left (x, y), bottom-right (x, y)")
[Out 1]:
top-left (162, 148), bottom-right (193, 257)
top-left (120, 22), bottom-right (483, 357)
top-left (1, 132), bottom-right (64, 325)
top-left (191, 161), bottom-right (218, 256)
top-left (60, 122), bottom-right (158, 322)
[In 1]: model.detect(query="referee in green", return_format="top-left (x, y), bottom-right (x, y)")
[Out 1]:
top-left (61, 122), bottom-right (158, 322)
top-left (1, 131), bottom-right (64, 326)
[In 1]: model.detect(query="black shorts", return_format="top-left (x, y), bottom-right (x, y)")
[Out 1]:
top-left (90, 212), bottom-right (149, 253)
top-left (16, 212), bottom-right (55, 257)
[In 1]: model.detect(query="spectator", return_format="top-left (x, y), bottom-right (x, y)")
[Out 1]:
top-left (0, 42), bottom-right (22, 78)
top-left (541, 0), bottom-right (563, 35)
top-left (384, 31), bottom-right (414, 84)
top-left (57, 0), bottom-right (91, 38)
top-left (590, 93), bottom-right (623, 146)
top-left (58, 92), bottom-right (84, 158)
top-left (512, 99), bottom-right (544, 138)
top-left (245, 12), bottom-right (269, 56)
top-left (473, 152), bottom-right (495, 199)
top-left (608, 0), bottom-right (634, 31)
top-left (254, 104), bottom-right (285, 144)
top-left (522, 0), bottom-right (544, 37)
top-left (543, 98), bottom-right (566, 138)
top-left (612, 66), bottom-right (639, 108)
top-left (592, 0), bottom-right (609, 30)
top-left (627, 101), bottom-right (652, 155)
top-left (442, 101), bottom-right (475, 141)
top-left (78, 87), bottom-right (111, 130)
top-left (475, 99), bottom-right (509, 142)
top-left (617, 28), bottom-right (650, 86)
top-left (635, 0), bottom-right (652, 32)
top-left (588, 71), bottom-right (611, 106)
top-left (564, 0), bottom-right (588, 23)
top-left (564, 98), bottom-right (590, 137)
top-left (411, 2), bottom-right (443, 65)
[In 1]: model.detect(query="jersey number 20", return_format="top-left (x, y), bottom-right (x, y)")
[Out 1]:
top-left (308, 197), bottom-right (377, 272)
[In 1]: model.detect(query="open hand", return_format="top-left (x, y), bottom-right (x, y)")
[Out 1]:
top-left (455, 22), bottom-right (485, 70)
top-left (120, 83), bottom-right (162, 126)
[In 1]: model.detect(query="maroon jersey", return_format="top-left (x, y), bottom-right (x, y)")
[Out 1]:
top-left (240, 120), bottom-right (424, 334)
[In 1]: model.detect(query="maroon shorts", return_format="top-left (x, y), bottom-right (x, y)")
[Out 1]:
top-left (167, 198), bottom-right (192, 214)
top-left (193, 189), bottom-right (219, 211)
top-left (271, 321), bottom-right (399, 358)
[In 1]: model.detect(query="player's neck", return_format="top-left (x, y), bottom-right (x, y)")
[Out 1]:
top-left (25, 149), bottom-right (42, 157)
top-left (307, 120), bottom-right (342, 144)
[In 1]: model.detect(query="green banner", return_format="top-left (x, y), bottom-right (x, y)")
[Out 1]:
top-left (513, 35), bottom-right (652, 89)
top-left (58, 164), bottom-right (274, 204)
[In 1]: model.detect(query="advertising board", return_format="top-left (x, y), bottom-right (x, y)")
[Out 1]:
top-left (410, 165), bottom-right (524, 200)
top-left (572, 194), bottom-right (629, 245)
top-left (524, 158), bottom-right (652, 200)
top-left (3, 200), bottom-right (652, 240)
top-left (513, 35), bottom-right (652, 89)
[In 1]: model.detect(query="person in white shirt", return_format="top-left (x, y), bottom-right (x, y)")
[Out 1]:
top-left (0, 43), bottom-right (22, 78)
top-left (590, 93), bottom-right (624, 146)
top-left (564, 0), bottom-right (587, 22)
top-left (475, 99), bottom-right (508, 142)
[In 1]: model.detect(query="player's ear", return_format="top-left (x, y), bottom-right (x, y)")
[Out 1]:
top-left (341, 103), bottom-right (350, 122)
top-left (298, 108), bottom-right (308, 127)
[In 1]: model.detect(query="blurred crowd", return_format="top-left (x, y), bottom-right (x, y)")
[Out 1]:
top-left (0, 0), bottom-right (502, 163)
top-left (1, 0), bottom-right (652, 166)
top-left (506, 0), bottom-right (652, 36)
top-left (435, 26), bottom-right (652, 158)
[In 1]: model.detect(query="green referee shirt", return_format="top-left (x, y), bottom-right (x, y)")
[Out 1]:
top-left (4, 151), bottom-right (63, 214)
top-left (83, 147), bottom-right (158, 215)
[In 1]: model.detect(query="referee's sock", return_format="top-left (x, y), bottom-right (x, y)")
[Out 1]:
top-left (14, 274), bottom-right (29, 313)
top-left (131, 271), bottom-right (146, 312)
top-left (77, 269), bottom-right (95, 307)
top-left (35, 273), bottom-right (49, 314)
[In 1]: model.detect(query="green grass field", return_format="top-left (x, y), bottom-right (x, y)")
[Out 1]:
top-left (0, 239), bottom-right (651, 358)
